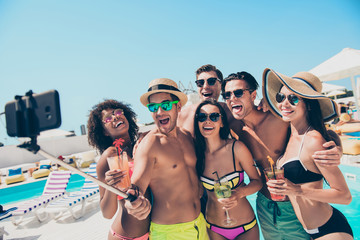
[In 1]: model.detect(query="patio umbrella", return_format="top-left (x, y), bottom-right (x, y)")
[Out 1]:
top-left (309, 47), bottom-right (360, 119)
top-left (322, 82), bottom-right (346, 94)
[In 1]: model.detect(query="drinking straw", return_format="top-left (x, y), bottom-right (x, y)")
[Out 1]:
top-left (267, 155), bottom-right (276, 176)
top-left (212, 171), bottom-right (221, 184)
top-left (212, 171), bottom-right (225, 197)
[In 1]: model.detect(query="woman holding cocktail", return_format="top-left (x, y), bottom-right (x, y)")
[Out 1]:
top-left (87, 100), bottom-right (149, 240)
top-left (263, 69), bottom-right (353, 240)
top-left (194, 99), bottom-right (262, 240)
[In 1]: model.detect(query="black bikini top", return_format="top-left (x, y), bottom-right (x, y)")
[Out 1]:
top-left (279, 127), bottom-right (323, 184)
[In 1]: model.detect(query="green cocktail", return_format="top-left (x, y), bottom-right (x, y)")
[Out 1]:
top-left (214, 182), bottom-right (232, 199)
top-left (213, 179), bottom-right (237, 226)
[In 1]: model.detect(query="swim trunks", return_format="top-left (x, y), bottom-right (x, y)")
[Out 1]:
top-left (256, 192), bottom-right (309, 240)
top-left (149, 212), bottom-right (209, 240)
top-left (110, 228), bottom-right (149, 240)
top-left (304, 206), bottom-right (353, 239)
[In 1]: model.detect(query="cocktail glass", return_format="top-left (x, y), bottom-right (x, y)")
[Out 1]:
top-left (107, 151), bottom-right (131, 190)
top-left (214, 180), bottom-right (237, 226)
top-left (264, 167), bottom-right (286, 201)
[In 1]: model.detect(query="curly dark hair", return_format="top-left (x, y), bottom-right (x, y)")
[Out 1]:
top-left (87, 100), bottom-right (139, 154)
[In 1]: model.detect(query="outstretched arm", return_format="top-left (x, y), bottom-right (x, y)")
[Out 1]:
top-left (125, 134), bottom-right (156, 220)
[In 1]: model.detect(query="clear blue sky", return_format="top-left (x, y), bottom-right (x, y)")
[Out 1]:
top-left (1, 0), bottom-right (359, 145)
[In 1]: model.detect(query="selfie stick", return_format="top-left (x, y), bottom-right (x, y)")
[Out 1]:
top-left (13, 91), bottom-right (136, 201)
top-left (18, 138), bottom-right (136, 201)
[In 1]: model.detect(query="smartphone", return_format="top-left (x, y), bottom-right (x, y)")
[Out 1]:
top-left (5, 90), bottom-right (61, 137)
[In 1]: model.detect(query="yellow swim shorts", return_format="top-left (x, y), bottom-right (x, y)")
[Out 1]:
top-left (149, 212), bottom-right (209, 240)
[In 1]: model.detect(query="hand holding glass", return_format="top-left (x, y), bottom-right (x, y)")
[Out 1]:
top-left (264, 167), bottom-right (286, 201)
top-left (214, 180), bottom-right (237, 226)
top-left (107, 151), bottom-right (131, 190)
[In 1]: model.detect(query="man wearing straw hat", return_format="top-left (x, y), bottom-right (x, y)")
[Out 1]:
top-left (125, 78), bottom-right (208, 239)
top-left (222, 71), bottom-right (342, 240)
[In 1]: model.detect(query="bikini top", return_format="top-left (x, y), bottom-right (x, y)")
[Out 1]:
top-left (200, 141), bottom-right (244, 191)
top-left (279, 127), bottom-right (323, 184)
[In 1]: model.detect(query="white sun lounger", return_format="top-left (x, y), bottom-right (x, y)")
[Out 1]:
top-left (11, 171), bottom-right (71, 225)
top-left (45, 163), bottom-right (99, 219)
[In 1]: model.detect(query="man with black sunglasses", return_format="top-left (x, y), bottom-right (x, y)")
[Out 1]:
top-left (178, 64), bottom-right (244, 136)
top-left (222, 71), bottom-right (343, 240)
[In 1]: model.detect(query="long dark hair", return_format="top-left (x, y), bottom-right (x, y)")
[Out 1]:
top-left (193, 99), bottom-right (230, 176)
top-left (303, 98), bottom-right (331, 142)
top-left (87, 99), bottom-right (139, 154)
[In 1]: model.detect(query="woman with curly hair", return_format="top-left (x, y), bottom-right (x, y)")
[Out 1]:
top-left (87, 99), bottom-right (149, 240)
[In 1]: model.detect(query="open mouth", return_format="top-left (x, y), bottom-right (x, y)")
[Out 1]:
top-left (203, 126), bottom-right (214, 131)
top-left (115, 121), bottom-right (124, 128)
top-left (232, 104), bottom-right (243, 113)
top-left (281, 109), bottom-right (293, 116)
top-left (202, 92), bottom-right (213, 98)
top-left (159, 117), bottom-right (170, 125)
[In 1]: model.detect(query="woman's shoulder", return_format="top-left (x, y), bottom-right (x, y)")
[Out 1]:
top-left (230, 139), bottom-right (250, 153)
top-left (305, 129), bottom-right (326, 151)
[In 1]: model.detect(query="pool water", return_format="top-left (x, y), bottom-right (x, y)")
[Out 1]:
top-left (345, 131), bottom-right (360, 137)
top-left (0, 174), bottom-right (85, 206)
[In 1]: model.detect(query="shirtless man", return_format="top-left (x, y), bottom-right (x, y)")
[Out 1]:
top-left (178, 64), bottom-right (243, 136)
top-left (222, 71), bottom-right (342, 240)
top-left (125, 78), bottom-right (208, 239)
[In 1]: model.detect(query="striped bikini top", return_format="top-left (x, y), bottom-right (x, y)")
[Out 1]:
top-left (200, 141), bottom-right (244, 191)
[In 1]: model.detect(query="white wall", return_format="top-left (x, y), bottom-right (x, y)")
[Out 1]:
top-left (0, 135), bottom-right (95, 169)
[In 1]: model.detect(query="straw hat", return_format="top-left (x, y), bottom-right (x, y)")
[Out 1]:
top-left (140, 78), bottom-right (188, 106)
top-left (262, 68), bottom-right (339, 122)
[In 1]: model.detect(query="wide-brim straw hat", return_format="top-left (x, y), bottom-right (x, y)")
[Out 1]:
top-left (262, 68), bottom-right (339, 122)
top-left (140, 78), bottom-right (188, 107)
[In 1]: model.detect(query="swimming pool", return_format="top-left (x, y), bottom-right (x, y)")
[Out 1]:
top-left (345, 131), bottom-right (360, 137)
top-left (0, 174), bottom-right (85, 206)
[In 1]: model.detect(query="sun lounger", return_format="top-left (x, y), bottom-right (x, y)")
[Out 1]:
top-left (0, 206), bottom-right (17, 221)
top-left (32, 159), bottom-right (52, 179)
top-left (10, 171), bottom-right (71, 225)
top-left (45, 163), bottom-right (99, 219)
top-left (5, 167), bottom-right (25, 185)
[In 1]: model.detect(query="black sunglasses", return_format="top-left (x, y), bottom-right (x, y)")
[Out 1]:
top-left (195, 77), bottom-right (220, 87)
top-left (222, 89), bottom-right (251, 100)
top-left (275, 93), bottom-right (300, 106)
top-left (197, 112), bottom-right (221, 122)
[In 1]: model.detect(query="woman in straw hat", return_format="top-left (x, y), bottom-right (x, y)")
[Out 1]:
top-left (87, 100), bottom-right (149, 240)
top-left (263, 69), bottom-right (353, 239)
top-left (194, 99), bottom-right (262, 239)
